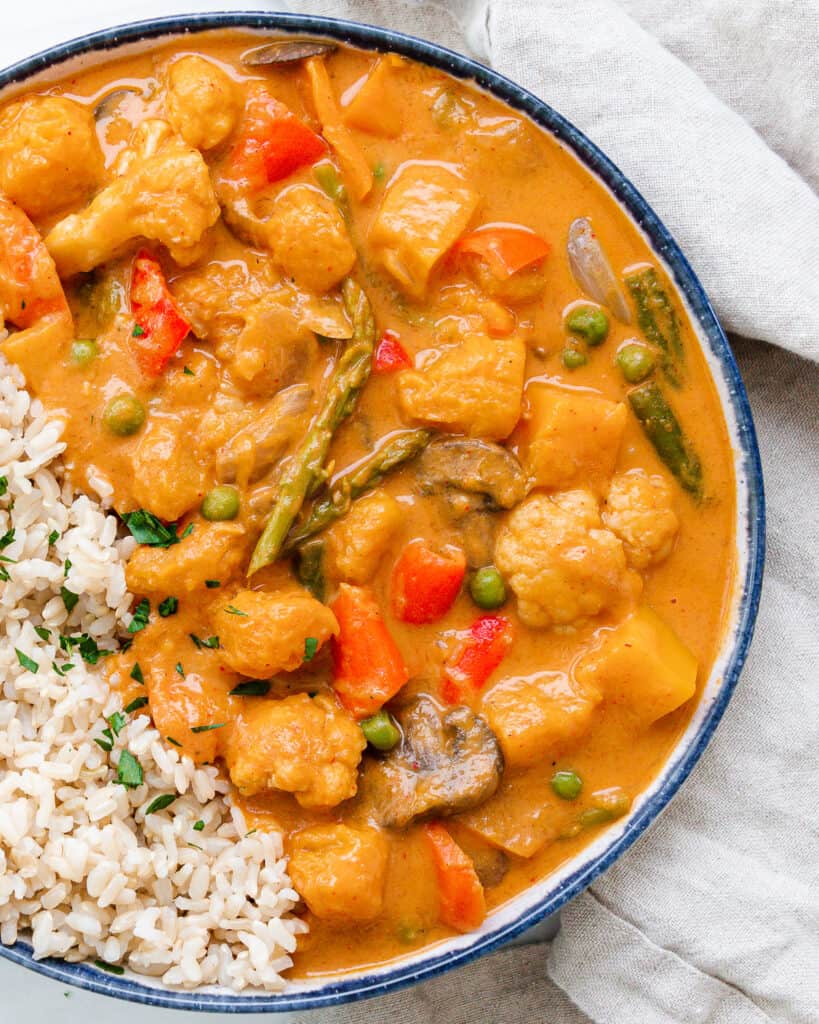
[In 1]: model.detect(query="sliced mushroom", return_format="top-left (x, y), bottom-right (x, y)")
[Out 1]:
top-left (241, 40), bottom-right (337, 66)
top-left (418, 438), bottom-right (527, 510)
top-left (93, 86), bottom-right (142, 121)
top-left (360, 695), bottom-right (503, 829)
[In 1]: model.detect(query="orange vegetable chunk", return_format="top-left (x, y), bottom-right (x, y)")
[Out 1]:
top-left (424, 822), bottom-right (486, 932)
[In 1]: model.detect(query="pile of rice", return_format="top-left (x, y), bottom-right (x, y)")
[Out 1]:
top-left (0, 358), bottom-right (306, 990)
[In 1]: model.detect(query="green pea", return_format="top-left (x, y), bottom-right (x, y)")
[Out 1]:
top-left (561, 347), bottom-right (588, 370)
top-left (470, 566), bottom-right (507, 609)
top-left (360, 709), bottom-right (400, 751)
top-left (551, 769), bottom-right (583, 801)
top-left (566, 305), bottom-right (609, 346)
top-left (103, 394), bottom-right (145, 436)
top-left (616, 342), bottom-right (656, 383)
top-left (201, 485), bottom-right (240, 522)
top-left (579, 787), bottom-right (631, 827)
top-left (71, 339), bottom-right (98, 367)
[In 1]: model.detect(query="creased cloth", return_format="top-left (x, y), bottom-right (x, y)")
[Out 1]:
top-left (0, 3), bottom-right (817, 1024)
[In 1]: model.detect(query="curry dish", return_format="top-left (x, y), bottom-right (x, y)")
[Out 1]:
top-left (0, 32), bottom-right (735, 977)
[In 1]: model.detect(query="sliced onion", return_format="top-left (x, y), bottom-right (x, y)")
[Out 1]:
top-left (567, 217), bottom-right (631, 324)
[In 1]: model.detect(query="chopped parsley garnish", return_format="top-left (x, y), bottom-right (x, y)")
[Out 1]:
top-left (60, 586), bottom-right (79, 613)
top-left (190, 633), bottom-right (219, 651)
top-left (131, 324), bottom-right (145, 338)
top-left (58, 633), bottom-right (113, 665)
top-left (224, 605), bottom-right (247, 617)
top-left (52, 661), bottom-right (74, 676)
top-left (34, 626), bottom-right (50, 641)
top-left (94, 959), bottom-right (124, 976)
top-left (15, 649), bottom-right (38, 673)
top-left (303, 637), bottom-right (319, 662)
top-left (183, 366), bottom-right (194, 376)
top-left (121, 509), bottom-right (182, 548)
top-left (180, 523), bottom-right (195, 539)
top-left (175, 662), bottom-right (185, 677)
top-left (204, 579), bottom-right (220, 589)
top-left (48, 529), bottom-right (59, 545)
top-left (63, 558), bottom-right (71, 577)
top-left (116, 750), bottom-right (143, 789)
top-left (0, 565), bottom-right (10, 582)
top-left (0, 527), bottom-right (15, 549)
top-left (229, 679), bottom-right (271, 697)
top-left (128, 598), bottom-right (150, 634)
top-left (94, 727), bottom-right (114, 753)
top-left (191, 722), bottom-right (226, 734)
top-left (130, 662), bottom-right (144, 685)
top-left (166, 736), bottom-right (182, 747)
top-left (0, 477), bottom-right (7, 497)
top-left (193, 820), bottom-right (205, 831)
top-left (107, 711), bottom-right (127, 736)
top-left (124, 696), bottom-right (149, 714)
top-left (158, 596), bottom-right (178, 617)
top-left (145, 793), bottom-right (176, 815)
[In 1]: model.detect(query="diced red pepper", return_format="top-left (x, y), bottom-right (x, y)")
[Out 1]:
top-left (441, 613), bottom-right (514, 704)
top-left (423, 822), bottom-right (486, 932)
top-left (224, 89), bottom-right (326, 193)
top-left (391, 541), bottom-right (466, 625)
top-left (374, 330), bottom-right (412, 373)
top-left (457, 224), bottom-right (550, 279)
top-left (129, 250), bottom-right (190, 377)
top-left (330, 584), bottom-right (409, 719)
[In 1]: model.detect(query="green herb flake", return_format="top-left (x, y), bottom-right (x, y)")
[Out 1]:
top-left (190, 722), bottom-right (226, 734)
top-left (175, 662), bottom-right (185, 677)
top-left (224, 605), bottom-right (247, 617)
top-left (130, 662), bottom-right (144, 685)
top-left (108, 711), bottom-right (127, 736)
top-left (204, 579), bottom-right (221, 589)
top-left (63, 558), bottom-right (72, 578)
top-left (116, 749), bottom-right (143, 789)
top-left (190, 633), bottom-right (219, 651)
top-left (94, 735), bottom-right (113, 753)
top-left (128, 598), bottom-right (150, 634)
top-left (303, 637), bottom-right (319, 662)
top-left (158, 596), bottom-right (178, 617)
top-left (180, 523), bottom-right (194, 539)
top-left (193, 819), bottom-right (205, 831)
top-left (183, 366), bottom-right (194, 376)
top-left (0, 528), bottom-right (15, 549)
top-left (121, 509), bottom-right (181, 548)
top-left (94, 959), bottom-right (125, 976)
top-left (229, 679), bottom-right (271, 697)
top-left (78, 634), bottom-right (112, 665)
top-left (124, 696), bottom-right (149, 714)
top-left (60, 585), bottom-right (79, 613)
top-left (0, 477), bottom-right (7, 497)
top-left (131, 324), bottom-right (145, 338)
top-left (145, 793), bottom-right (177, 815)
top-left (48, 529), bottom-right (59, 545)
top-left (15, 648), bottom-right (38, 673)
top-left (166, 735), bottom-right (182, 747)
top-left (0, 565), bottom-right (9, 582)
top-left (52, 661), bottom-right (74, 676)
top-left (34, 626), bottom-right (50, 641)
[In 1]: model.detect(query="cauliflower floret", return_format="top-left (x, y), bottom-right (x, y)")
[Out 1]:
top-left (131, 417), bottom-right (209, 523)
top-left (214, 588), bottom-right (338, 678)
top-left (328, 491), bottom-right (403, 584)
top-left (45, 119), bottom-right (220, 276)
top-left (225, 693), bottom-right (366, 806)
top-left (398, 333), bottom-right (525, 440)
top-left (230, 294), bottom-right (317, 393)
top-left (602, 469), bottom-right (679, 569)
top-left (164, 55), bottom-right (242, 150)
top-left (289, 825), bottom-right (390, 921)
top-left (494, 490), bottom-right (642, 629)
top-left (0, 96), bottom-right (103, 218)
top-left (125, 521), bottom-right (246, 597)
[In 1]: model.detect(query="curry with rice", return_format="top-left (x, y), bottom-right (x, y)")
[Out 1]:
top-left (0, 32), bottom-right (735, 977)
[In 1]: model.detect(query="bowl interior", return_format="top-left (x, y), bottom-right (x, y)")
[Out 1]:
top-left (0, 12), bottom-right (764, 1013)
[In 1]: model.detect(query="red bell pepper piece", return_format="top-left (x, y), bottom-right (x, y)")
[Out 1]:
top-left (374, 330), bottom-right (412, 373)
top-left (391, 541), bottom-right (466, 625)
top-left (130, 250), bottom-right (190, 377)
top-left (423, 822), bottom-right (486, 933)
top-left (224, 89), bottom-right (326, 193)
top-left (457, 223), bottom-right (550, 279)
top-left (441, 613), bottom-right (514, 704)
top-left (330, 584), bottom-right (409, 719)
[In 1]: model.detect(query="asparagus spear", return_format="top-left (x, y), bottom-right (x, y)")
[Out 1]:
top-left (248, 278), bottom-right (376, 575)
top-left (628, 382), bottom-right (703, 500)
top-left (282, 428), bottom-right (433, 554)
top-left (296, 538), bottom-right (326, 601)
top-left (625, 266), bottom-right (684, 386)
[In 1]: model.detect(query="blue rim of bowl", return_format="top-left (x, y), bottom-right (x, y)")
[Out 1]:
top-left (0, 11), bottom-right (764, 1013)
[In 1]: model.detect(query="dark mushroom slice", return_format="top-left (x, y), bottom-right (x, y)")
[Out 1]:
top-left (241, 40), bottom-right (338, 66)
top-left (360, 695), bottom-right (504, 829)
top-left (417, 438), bottom-right (527, 510)
top-left (93, 87), bottom-right (143, 121)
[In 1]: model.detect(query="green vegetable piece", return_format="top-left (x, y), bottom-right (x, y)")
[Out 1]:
top-left (616, 342), bottom-right (655, 383)
top-left (628, 382), bottom-right (703, 499)
top-left (94, 959), bottom-right (124, 975)
top-left (625, 266), bottom-right (684, 385)
top-left (201, 485), bottom-right (240, 522)
top-left (191, 722), bottom-right (226, 733)
top-left (303, 637), bottom-right (319, 662)
top-left (224, 604), bottom-right (247, 617)
top-left (60, 586), bottom-right (79, 613)
top-left (103, 393), bottom-right (145, 437)
top-left (561, 347), bottom-right (588, 370)
top-left (121, 509), bottom-right (181, 548)
top-left (108, 711), bottom-right (127, 736)
top-left (314, 161), bottom-right (349, 213)
top-left (116, 750), bottom-right (143, 789)
top-left (469, 566), bottom-right (507, 610)
top-left (124, 696), bottom-right (149, 714)
top-left (34, 626), bottom-right (50, 641)
top-left (566, 305), bottom-right (609, 346)
top-left (361, 709), bottom-right (401, 751)
top-left (193, 819), bottom-right (205, 831)
top-left (229, 679), bottom-right (271, 697)
top-left (0, 477), bottom-right (8, 497)
top-left (128, 598), bottom-right (150, 634)
top-left (15, 648), bottom-right (38, 673)
top-left (296, 539), bottom-right (325, 602)
top-left (551, 769), bottom-right (583, 801)
top-left (166, 736), bottom-right (182, 747)
top-left (175, 662), bottom-right (185, 677)
top-left (70, 339), bottom-right (98, 367)
top-left (190, 633), bottom-right (220, 650)
top-left (579, 787), bottom-right (631, 827)
top-left (249, 279), bottom-right (376, 574)
top-left (158, 596), bottom-right (179, 617)
top-left (145, 793), bottom-right (176, 814)
top-left (205, 579), bottom-right (221, 589)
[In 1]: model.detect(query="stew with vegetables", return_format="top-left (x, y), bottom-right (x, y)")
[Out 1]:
top-left (0, 32), bottom-right (736, 978)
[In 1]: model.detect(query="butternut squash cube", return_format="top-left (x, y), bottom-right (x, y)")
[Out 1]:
top-left (482, 671), bottom-right (601, 769)
top-left (515, 383), bottom-right (627, 491)
top-left (343, 55), bottom-right (404, 137)
top-left (576, 605), bottom-right (698, 725)
top-left (369, 163), bottom-right (479, 298)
